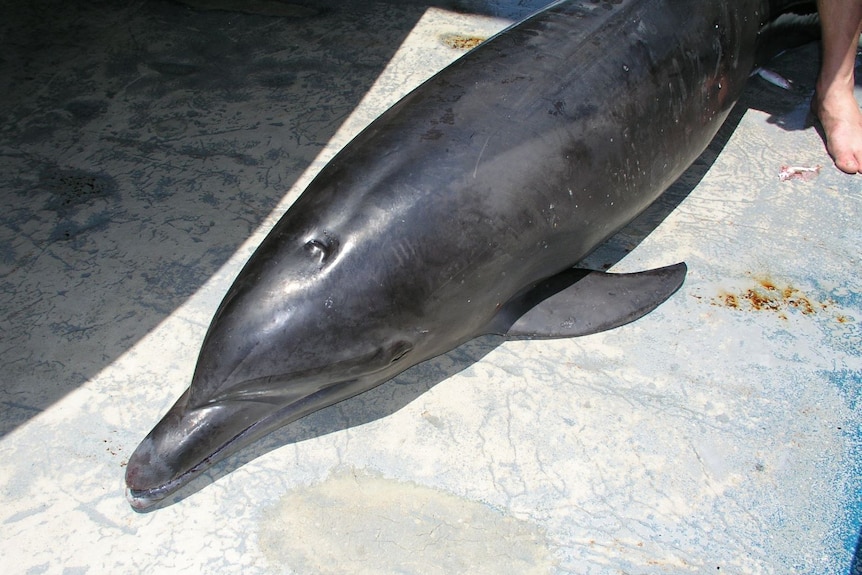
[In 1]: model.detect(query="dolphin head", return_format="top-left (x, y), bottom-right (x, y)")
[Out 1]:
top-left (124, 194), bottom-right (479, 509)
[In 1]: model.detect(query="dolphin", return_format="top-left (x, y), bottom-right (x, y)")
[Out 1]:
top-left (126, 0), bottom-right (815, 510)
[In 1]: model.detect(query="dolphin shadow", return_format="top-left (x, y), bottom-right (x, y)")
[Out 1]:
top-left (745, 41), bottom-right (822, 133)
top-left (146, 334), bottom-right (506, 509)
top-left (144, 66), bottom-right (794, 509)
top-left (741, 13), bottom-right (821, 131)
top-left (0, 0), bottom-right (554, 439)
top-left (745, 30), bottom-right (862, 142)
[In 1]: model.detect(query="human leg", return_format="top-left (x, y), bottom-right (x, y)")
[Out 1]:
top-left (812, 0), bottom-right (862, 174)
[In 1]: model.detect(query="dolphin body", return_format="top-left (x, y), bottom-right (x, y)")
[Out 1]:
top-left (126, 0), bottom-right (814, 509)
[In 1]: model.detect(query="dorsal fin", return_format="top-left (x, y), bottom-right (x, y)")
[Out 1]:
top-left (486, 263), bottom-right (687, 339)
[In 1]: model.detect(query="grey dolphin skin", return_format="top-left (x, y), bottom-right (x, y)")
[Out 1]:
top-left (126, 0), bottom-right (814, 510)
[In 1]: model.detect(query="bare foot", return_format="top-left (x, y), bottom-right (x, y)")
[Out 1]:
top-left (812, 87), bottom-right (862, 174)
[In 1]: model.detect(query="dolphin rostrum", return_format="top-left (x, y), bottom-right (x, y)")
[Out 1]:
top-left (126, 0), bottom-right (815, 510)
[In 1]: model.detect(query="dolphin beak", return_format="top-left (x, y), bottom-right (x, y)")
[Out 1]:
top-left (125, 373), bottom-right (379, 510)
top-left (124, 389), bottom-right (279, 511)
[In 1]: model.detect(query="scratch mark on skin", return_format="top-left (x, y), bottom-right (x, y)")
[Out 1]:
top-left (473, 135), bottom-right (491, 179)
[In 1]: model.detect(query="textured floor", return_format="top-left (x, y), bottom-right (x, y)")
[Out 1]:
top-left (1, 1), bottom-right (860, 574)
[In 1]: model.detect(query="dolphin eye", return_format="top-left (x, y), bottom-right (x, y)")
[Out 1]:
top-left (389, 341), bottom-right (413, 364)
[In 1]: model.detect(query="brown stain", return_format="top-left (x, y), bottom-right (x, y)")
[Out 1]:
top-left (441, 34), bottom-right (485, 50)
top-left (718, 293), bottom-right (739, 309)
top-left (745, 288), bottom-right (781, 312)
top-left (709, 277), bottom-right (844, 322)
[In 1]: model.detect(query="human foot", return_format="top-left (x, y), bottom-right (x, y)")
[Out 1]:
top-left (812, 86), bottom-right (862, 174)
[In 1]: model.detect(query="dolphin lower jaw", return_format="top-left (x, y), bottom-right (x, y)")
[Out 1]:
top-left (124, 371), bottom-right (405, 511)
top-left (125, 405), bottom-right (282, 512)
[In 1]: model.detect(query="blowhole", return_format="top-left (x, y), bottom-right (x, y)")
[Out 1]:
top-left (304, 239), bottom-right (328, 262)
top-left (304, 233), bottom-right (339, 264)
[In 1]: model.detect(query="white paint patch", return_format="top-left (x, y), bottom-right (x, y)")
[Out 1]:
top-left (258, 469), bottom-right (557, 575)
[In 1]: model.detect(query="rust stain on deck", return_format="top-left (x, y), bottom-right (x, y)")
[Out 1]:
top-left (707, 277), bottom-right (846, 322)
top-left (441, 34), bottom-right (486, 50)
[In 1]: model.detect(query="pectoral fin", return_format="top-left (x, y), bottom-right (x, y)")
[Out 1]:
top-left (487, 262), bottom-right (687, 339)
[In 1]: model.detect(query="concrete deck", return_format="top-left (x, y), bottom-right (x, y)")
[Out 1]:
top-left (1, 1), bottom-right (860, 573)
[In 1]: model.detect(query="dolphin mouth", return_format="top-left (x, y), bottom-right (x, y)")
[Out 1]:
top-left (125, 375), bottom-right (384, 511)
top-left (125, 410), bottom-right (266, 511)
top-left (126, 435), bottom-right (257, 511)
top-left (126, 467), bottom-right (202, 511)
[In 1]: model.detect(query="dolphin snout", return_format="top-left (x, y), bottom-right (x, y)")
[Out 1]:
top-left (125, 390), bottom-right (277, 511)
